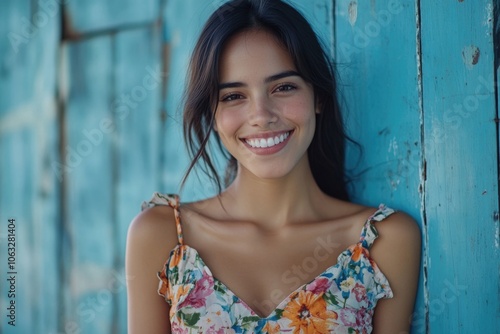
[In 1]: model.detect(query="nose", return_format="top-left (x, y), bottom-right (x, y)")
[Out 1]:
top-left (248, 95), bottom-right (278, 127)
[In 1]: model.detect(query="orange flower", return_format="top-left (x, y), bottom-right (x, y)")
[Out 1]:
top-left (350, 244), bottom-right (368, 262)
top-left (168, 246), bottom-right (184, 269)
top-left (170, 285), bottom-right (191, 319)
top-left (283, 291), bottom-right (338, 334)
top-left (262, 322), bottom-right (281, 334)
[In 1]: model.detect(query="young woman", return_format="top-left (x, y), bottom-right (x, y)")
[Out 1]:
top-left (126, 0), bottom-right (421, 333)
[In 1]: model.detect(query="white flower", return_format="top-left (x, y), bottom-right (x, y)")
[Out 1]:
top-left (340, 277), bottom-right (356, 292)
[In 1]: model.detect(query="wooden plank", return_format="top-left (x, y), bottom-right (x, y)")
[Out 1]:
top-left (335, 0), bottom-right (423, 211)
top-left (0, 0), bottom-right (61, 333)
top-left (27, 2), bottom-right (61, 333)
top-left (64, 0), bottom-right (160, 34)
top-left (162, 0), bottom-right (220, 198)
top-left (114, 25), bottom-right (162, 333)
top-left (0, 0), bottom-right (33, 115)
top-left (333, 1), bottom-right (425, 332)
top-left (420, 0), bottom-right (499, 332)
top-left (64, 35), bottom-right (115, 333)
top-left (0, 129), bottom-right (37, 334)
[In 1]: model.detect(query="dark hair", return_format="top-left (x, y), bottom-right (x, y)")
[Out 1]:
top-left (182, 0), bottom-right (351, 200)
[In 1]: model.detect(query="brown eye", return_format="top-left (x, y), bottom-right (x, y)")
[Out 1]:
top-left (221, 93), bottom-right (243, 102)
top-left (274, 84), bottom-right (297, 93)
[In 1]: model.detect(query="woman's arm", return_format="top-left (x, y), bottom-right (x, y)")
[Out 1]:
top-left (126, 205), bottom-right (178, 333)
top-left (371, 212), bottom-right (422, 334)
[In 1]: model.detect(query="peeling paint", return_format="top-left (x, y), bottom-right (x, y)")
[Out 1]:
top-left (484, 3), bottom-right (493, 29)
top-left (462, 45), bottom-right (481, 68)
top-left (388, 137), bottom-right (399, 156)
top-left (348, 1), bottom-right (358, 27)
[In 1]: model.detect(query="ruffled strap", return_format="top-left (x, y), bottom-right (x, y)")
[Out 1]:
top-left (142, 192), bottom-right (183, 245)
top-left (360, 204), bottom-right (395, 249)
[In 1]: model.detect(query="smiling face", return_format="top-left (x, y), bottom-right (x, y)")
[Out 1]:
top-left (215, 29), bottom-right (318, 181)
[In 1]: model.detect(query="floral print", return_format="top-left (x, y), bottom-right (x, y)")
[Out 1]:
top-left (282, 290), bottom-right (338, 333)
top-left (142, 192), bottom-right (395, 333)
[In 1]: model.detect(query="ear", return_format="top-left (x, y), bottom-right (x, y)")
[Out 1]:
top-left (213, 122), bottom-right (218, 132)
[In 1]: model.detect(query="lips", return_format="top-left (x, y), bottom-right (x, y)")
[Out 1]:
top-left (244, 131), bottom-right (291, 148)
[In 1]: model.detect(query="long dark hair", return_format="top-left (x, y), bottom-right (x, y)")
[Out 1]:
top-left (182, 0), bottom-right (351, 200)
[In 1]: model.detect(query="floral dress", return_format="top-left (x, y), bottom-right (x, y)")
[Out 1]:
top-left (142, 192), bottom-right (394, 334)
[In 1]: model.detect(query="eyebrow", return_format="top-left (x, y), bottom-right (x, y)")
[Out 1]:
top-left (218, 70), bottom-right (301, 90)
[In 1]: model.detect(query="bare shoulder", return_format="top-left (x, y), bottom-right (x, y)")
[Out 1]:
top-left (369, 209), bottom-right (421, 271)
top-left (369, 210), bottom-right (422, 332)
top-left (372, 210), bottom-right (421, 251)
top-left (127, 204), bottom-right (179, 256)
top-left (126, 204), bottom-right (177, 333)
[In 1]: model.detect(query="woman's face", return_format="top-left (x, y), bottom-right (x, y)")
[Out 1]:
top-left (215, 29), bottom-right (317, 180)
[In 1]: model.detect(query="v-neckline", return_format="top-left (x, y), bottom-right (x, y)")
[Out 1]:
top-left (177, 242), bottom-right (356, 319)
top-left (161, 202), bottom-right (392, 319)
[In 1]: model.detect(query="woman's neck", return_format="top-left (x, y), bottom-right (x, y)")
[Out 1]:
top-left (220, 156), bottom-right (329, 230)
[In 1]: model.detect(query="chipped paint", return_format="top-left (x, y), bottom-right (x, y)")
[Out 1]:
top-left (348, 0), bottom-right (358, 26)
top-left (484, 3), bottom-right (494, 29)
top-left (388, 137), bottom-right (399, 156)
top-left (462, 45), bottom-right (481, 68)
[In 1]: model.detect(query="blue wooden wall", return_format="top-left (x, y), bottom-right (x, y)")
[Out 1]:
top-left (0, 0), bottom-right (498, 333)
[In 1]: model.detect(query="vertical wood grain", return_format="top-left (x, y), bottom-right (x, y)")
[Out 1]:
top-left (64, 35), bottom-right (115, 333)
top-left (420, 0), bottom-right (499, 332)
top-left (114, 25), bottom-right (162, 333)
top-left (334, 2), bottom-right (425, 331)
top-left (0, 0), bottom-right (61, 333)
top-left (161, 0), bottom-right (220, 198)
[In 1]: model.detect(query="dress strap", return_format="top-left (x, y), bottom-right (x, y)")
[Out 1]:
top-left (141, 192), bottom-right (184, 245)
top-left (359, 204), bottom-right (395, 249)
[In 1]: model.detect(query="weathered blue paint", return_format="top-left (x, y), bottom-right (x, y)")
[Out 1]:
top-left (0, 0), bottom-right (34, 114)
top-left (0, 0), bottom-right (61, 333)
top-left (114, 25), bottom-right (162, 332)
top-left (420, 0), bottom-right (499, 332)
top-left (65, 0), bottom-right (160, 34)
top-left (161, 0), bottom-right (217, 198)
top-left (64, 35), bottom-right (116, 333)
top-left (334, 1), bottom-right (426, 332)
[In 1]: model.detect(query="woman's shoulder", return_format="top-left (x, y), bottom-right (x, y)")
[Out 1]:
top-left (126, 195), bottom-right (175, 333)
top-left (325, 198), bottom-right (420, 247)
top-left (370, 207), bottom-right (421, 244)
top-left (332, 197), bottom-right (419, 231)
top-left (127, 193), bottom-right (179, 258)
top-left (368, 207), bottom-right (421, 275)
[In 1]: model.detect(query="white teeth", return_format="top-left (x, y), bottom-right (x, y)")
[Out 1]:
top-left (245, 132), bottom-right (290, 149)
